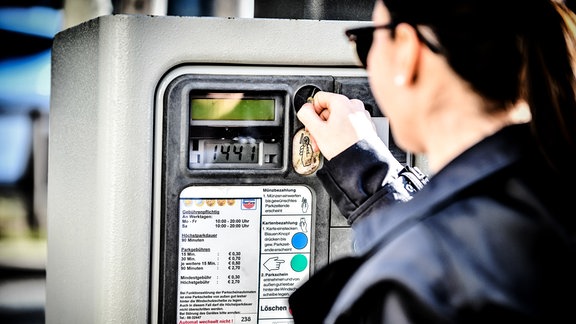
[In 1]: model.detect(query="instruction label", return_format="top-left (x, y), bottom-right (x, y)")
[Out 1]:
top-left (177, 185), bottom-right (313, 324)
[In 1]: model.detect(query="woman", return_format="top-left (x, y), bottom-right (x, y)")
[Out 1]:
top-left (289, 0), bottom-right (576, 323)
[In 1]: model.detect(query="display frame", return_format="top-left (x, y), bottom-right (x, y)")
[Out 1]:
top-left (185, 85), bottom-right (289, 171)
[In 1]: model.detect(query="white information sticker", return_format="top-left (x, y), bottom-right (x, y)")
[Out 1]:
top-left (177, 185), bottom-right (313, 324)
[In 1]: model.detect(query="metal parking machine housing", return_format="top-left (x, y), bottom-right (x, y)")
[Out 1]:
top-left (48, 15), bottom-right (413, 323)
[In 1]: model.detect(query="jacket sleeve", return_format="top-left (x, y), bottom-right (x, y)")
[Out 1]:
top-left (317, 138), bottom-right (428, 224)
top-left (331, 281), bottom-right (453, 324)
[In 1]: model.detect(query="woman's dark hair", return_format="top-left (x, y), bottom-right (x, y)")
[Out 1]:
top-left (381, 0), bottom-right (576, 173)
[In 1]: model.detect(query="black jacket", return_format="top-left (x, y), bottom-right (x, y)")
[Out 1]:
top-left (289, 123), bottom-right (576, 323)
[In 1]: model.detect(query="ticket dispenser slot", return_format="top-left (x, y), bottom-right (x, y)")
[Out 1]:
top-left (156, 68), bottom-right (410, 323)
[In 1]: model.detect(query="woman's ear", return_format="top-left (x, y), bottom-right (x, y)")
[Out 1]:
top-left (392, 23), bottom-right (421, 85)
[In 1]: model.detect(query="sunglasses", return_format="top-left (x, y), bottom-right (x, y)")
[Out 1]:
top-left (345, 23), bottom-right (441, 68)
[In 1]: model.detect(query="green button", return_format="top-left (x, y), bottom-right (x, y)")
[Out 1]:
top-left (291, 254), bottom-right (308, 272)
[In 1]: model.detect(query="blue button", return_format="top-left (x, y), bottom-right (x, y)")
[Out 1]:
top-left (291, 232), bottom-right (308, 250)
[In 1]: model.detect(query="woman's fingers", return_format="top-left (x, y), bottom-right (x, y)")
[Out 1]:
top-left (297, 102), bottom-right (324, 130)
top-left (312, 92), bottom-right (366, 113)
top-left (296, 91), bottom-right (380, 160)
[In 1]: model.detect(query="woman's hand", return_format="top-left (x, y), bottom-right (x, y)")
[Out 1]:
top-left (297, 91), bottom-right (378, 160)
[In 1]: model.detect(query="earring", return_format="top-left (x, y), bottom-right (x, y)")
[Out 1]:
top-left (394, 75), bottom-right (406, 86)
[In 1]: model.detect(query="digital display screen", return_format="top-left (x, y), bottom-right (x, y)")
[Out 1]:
top-left (191, 94), bottom-right (275, 121)
top-left (204, 140), bottom-right (259, 164)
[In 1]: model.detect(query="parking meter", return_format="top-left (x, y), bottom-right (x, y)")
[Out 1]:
top-left (154, 66), bottom-right (411, 323)
top-left (48, 16), bottom-right (414, 324)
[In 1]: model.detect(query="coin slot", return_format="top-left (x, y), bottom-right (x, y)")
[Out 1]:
top-left (293, 85), bottom-right (322, 112)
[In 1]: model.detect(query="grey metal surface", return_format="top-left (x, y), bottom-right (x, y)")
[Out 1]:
top-left (48, 15), bottom-right (367, 323)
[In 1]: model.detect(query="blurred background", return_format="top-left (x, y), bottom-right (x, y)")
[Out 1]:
top-left (0, 1), bottom-right (61, 323)
top-left (1, 0), bottom-right (574, 323)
